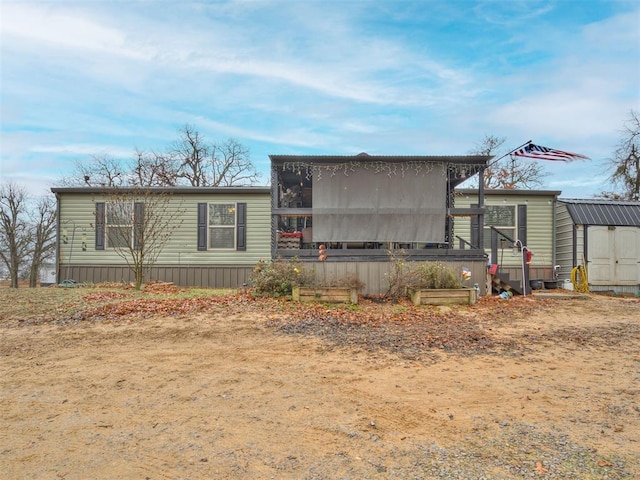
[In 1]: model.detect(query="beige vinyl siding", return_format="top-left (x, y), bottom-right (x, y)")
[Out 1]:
top-left (453, 191), bottom-right (556, 268)
top-left (575, 225), bottom-right (585, 268)
top-left (57, 192), bottom-right (271, 266)
top-left (555, 203), bottom-right (575, 280)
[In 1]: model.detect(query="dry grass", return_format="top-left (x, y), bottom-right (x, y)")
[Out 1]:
top-left (0, 283), bottom-right (232, 325)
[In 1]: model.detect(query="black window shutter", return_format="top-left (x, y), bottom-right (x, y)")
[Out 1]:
top-left (134, 202), bottom-right (144, 249)
top-left (517, 204), bottom-right (527, 246)
top-left (95, 202), bottom-right (105, 250)
top-left (236, 202), bottom-right (247, 251)
top-left (470, 203), bottom-right (479, 248)
top-left (197, 203), bottom-right (207, 251)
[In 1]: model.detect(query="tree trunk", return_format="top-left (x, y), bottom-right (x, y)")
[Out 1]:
top-left (9, 256), bottom-right (20, 288)
top-left (134, 265), bottom-right (144, 290)
top-left (29, 263), bottom-right (39, 288)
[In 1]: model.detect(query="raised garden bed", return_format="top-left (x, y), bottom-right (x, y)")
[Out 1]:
top-left (407, 287), bottom-right (478, 306)
top-left (292, 286), bottom-right (358, 304)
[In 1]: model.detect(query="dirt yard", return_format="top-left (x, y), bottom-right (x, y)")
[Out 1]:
top-left (1, 287), bottom-right (639, 479)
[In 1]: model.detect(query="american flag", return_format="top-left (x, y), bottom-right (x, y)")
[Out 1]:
top-left (512, 143), bottom-right (590, 162)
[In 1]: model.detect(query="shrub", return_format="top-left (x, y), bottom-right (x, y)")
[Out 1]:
top-left (385, 249), bottom-right (420, 300)
top-left (413, 262), bottom-right (462, 289)
top-left (250, 258), bottom-right (314, 297)
top-left (321, 272), bottom-right (366, 291)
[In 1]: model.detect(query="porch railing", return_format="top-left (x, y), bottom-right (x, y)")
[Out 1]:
top-left (489, 226), bottom-right (531, 295)
top-left (456, 235), bottom-right (476, 250)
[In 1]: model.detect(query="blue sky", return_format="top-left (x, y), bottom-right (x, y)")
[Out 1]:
top-left (1, 0), bottom-right (638, 198)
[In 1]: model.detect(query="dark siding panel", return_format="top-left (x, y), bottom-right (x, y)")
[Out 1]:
top-left (134, 202), bottom-right (144, 249)
top-left (197, 203), bottom-right (207, 251)
top-left (517, 204), bottom-right (527, 245)
top-left (236, 202), bottom-right (247, 251)
top-left (62, 261), bottom-right (488, 294)
top-left (470, 203), bottom-right (479, 248)
top-left (95, 203), bottom-right (105, 250)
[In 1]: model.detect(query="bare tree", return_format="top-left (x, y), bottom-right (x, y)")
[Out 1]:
top-left (0, 183), bottom-right (32, 288)
top-left (63, 155), bottom-right (126, 187)
top-left (601, 110), bottom-right (640, 201)
top-left (468, 134), bottom-right (547, 189)
top-left (100, 188), bottom-right (184, 290)
top-left (211, 138), bottom-right (259, 186)
top-left (27, 196), bottom-right (57, 288)
top-left (171, 124), bottom-right (211, 186)
top-left (61, 124), bottom-right (260, 188)
top-left (130, 149), bottom-right (178, 187)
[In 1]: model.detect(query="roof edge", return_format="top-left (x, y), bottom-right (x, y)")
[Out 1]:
top-left (457, 188), bottom-right (562, 196)
top-left (51, 186), bottom-right (271, 195)
top-left (269, 154), bottom-right (492, 164)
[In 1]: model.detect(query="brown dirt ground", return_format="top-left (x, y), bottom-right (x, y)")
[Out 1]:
top-left (1, 291), bottom-right (639, 479)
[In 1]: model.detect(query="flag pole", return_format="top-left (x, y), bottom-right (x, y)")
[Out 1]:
top-left (487, 139), bottom-right (532, 168)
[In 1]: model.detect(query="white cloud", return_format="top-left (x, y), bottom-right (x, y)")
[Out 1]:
top-left (1, 1), bottom-right (637, 198)
top-left (1, 1), bottom-right (475, 107)
top-left (1, 3), bottom-right (152, 60)
top-left (31, 144), bottom-right (134, 158)
top-left (479, 8), bottom-right (639, 148)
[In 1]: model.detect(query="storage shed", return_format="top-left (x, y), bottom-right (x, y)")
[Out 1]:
top-left (556, 199), bottom-right (640, 295)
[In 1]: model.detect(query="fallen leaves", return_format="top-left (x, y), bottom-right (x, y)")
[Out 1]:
top-left (4, 287), bottom-right (640, 366)
top-left (534, 461), bottom-right (548, 475)
top-left (265, 296), bottom-right (527, 361)
top-left (143, 281), bottom-right (181, 294)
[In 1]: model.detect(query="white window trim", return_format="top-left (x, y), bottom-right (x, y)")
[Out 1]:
top-left (208, 202), bottom-right (237, 250)
top-left (483, 204), bottom-right (517, 248)
top-left (106, 203), bottom-right (134, 249)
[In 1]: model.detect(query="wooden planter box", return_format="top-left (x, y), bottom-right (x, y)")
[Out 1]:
top-left (408, 287), bottom-right (477, 306)
top-left (292, 286), bottom-right (358, 304)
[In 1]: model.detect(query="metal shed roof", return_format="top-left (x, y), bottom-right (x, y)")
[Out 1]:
top-left (559, 198), bottom-right (640, 226)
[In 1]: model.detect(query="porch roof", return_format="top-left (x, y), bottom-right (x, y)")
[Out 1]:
top-left (270, 153), bottom-right (491, 190)
top-left (269, 154), bottom-right (491, 165)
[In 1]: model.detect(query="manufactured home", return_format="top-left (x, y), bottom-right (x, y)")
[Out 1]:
top-left (52, 153), bottom-right (495, 293)
top-left (51, 186), bottom-right (271, 287)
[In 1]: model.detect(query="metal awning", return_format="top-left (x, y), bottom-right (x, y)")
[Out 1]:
top-left (560, 198), bottom-right (640, 226)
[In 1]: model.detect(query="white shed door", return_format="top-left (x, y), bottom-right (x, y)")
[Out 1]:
top-left (588, 226), bottom-right (640, 285)
top-left (615, 227), bottom-right (640, 283)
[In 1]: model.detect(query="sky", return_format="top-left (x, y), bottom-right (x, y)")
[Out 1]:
top-left (1, 0), bottom-right (639, 199)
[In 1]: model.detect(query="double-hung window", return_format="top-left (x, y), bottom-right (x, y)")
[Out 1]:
top-left (483, 205), bottom-right (515, 249)
top-left (208, 203), bottom-right (236, 249)
top-left (106, 203), bottom-right (134, 248)
top-left (197, 202), bottom-right (246, 251)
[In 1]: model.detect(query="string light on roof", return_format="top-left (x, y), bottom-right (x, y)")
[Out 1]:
top-left (282, 160), bottom-right (452, 180)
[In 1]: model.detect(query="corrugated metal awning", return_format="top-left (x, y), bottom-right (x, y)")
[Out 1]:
top-left (559, 198), bottom-right (640, 226)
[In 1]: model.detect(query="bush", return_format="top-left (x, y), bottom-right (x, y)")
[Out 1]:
top-left (385, 249), bottom-right (420, 300)
top-left (413, 262), bottom-right (462, 289)
top-left (321, 272), bottom-right (366, 292)
top-left (250, 258), bottom-right (314, 297)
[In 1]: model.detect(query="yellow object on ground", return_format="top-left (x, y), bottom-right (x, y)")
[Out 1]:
top-left (571, 265), bottom-right (590, 293)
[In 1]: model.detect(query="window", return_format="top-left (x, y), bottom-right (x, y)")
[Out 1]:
top-left (483, 205), bottom-right (515, 248)
top-left (209, 203), bottom-right (236, 249)
top-left (106, 203), bottom-right (134, 248)
top-left (197, 202), bottom-right (246, 251)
